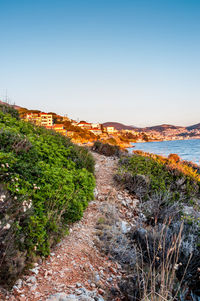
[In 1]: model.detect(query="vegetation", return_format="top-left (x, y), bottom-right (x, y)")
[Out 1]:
top-left (92, 140), bottom-right (121, 157)
top-left (0, 105), bottom-right (95, 286)
top-left (113, 151), bottom-right (200, 300)
top-left (115, 150), bottom-right (200, 202)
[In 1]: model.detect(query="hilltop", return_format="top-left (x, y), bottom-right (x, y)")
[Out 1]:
top-left (102, 122), bottom-right (137, 131)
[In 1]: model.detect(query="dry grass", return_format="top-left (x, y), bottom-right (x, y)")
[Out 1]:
top-left (136, 222), bottom-right (192, 301)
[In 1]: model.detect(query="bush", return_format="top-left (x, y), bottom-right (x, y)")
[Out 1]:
top-left (92, 141), bottom-right (120, 157)
top-left (0, 103), bottom-right (19, 120)
top-left (0, 108), bottom-right (95, 287)
top-left (115, 152), bottom-right (200, 202)
top-left (113, 151), bottom-right (200, 299)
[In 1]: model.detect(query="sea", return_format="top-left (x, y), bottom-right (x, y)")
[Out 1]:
top-left (129, 139), bottom-right (200, 165)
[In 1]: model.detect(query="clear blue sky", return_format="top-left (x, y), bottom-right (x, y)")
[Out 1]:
top-left (0, 0), bottom-right (199, 127)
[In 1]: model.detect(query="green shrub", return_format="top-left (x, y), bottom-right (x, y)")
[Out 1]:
top-left (0, 103), bottom-right (20, 119)
top-left (92, 140), bottom-right (120, 157)
top-left (0, 108), bottom-right (95, 286)
top-left (116, 152), bottom-right (200, 202)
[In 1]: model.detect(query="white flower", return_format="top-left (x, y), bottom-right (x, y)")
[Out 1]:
top-left (16, 188), bottom-right (19, 192)
top-left (3, 223), bottom-right (11, 230)
top-left (6, 163), bottom-right (9, 168)
top-left (1, 164), bottom-right (5, 168)
top-left (23, 206), bottom-right (27, 212)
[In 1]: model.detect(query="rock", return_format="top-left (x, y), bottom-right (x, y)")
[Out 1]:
top-left (76, 283), bottom-right (82, 288)
top-left (75, 289), bottom-right (82, 295)
top-left (26, 276), bottom-right (37, 283)
top-left (98, 288), bottom-right (105, 295)
top-left (94, 188), bottom-right (98, 198)
top-left (109, 266), bottom-right (117, 274)
top-left (79, 297), bottom-right (94, 301)
top-left (90, 283), bottom-right (96, 288)
top-left (118, 194), bottom-right (123, 200)
top-left (107, 277), bottom-right (113, 282)
top-left (15, 279), bottom-right (23, 288)
top-left (94, 273), bottom-right (100, 283)
top-left (121, 221), bottom-right (131, 234)
top-left (47, 293), bottom-right (76, 301)
top-left (30, 284), bottom-right (37, 291)
top-left (30, 268), bottom-right (39, 275)
top-left (18, 295), bottom-right (26, 301)
top-left (121, 200), bottom-right (127, 207)
top-left (182, 205), bottom-right (196, 216)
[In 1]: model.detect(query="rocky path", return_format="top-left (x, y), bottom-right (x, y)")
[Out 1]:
top-left (0, 153), bottom-right (138, 301)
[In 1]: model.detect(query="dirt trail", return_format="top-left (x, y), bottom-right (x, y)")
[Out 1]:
top-left (1, 153), bottom-right (127, 301)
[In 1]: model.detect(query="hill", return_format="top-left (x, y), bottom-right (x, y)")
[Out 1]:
top-left (144, 124), bottom-right (185, 132)
top-left (0, 100), bottom-right (22, 110)
top-left (103, 122), bottom-right (138, 130)
top-left (186, 123), bottom-right (200, 131)
top-left (103, 122), bottom-right (186, 133)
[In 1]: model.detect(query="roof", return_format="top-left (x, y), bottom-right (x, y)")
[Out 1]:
top-left (53, 124), bottom-right (64, 128)
top-left (78, 121), bottom-right (91, 125)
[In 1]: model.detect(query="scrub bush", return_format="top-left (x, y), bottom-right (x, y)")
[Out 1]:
top-left (92, 141), bottom-right (121, 157)
top-left (115, 151), bottom-right (200, 202)
top-left (0, 106), bottom-right (95, 286)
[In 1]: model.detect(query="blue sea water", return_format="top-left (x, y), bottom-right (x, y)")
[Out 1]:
top-left (129, 139), bottom-right (200, 165)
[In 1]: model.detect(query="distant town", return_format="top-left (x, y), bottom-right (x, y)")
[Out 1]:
top-left (1, 100), bottom-right (200, 148)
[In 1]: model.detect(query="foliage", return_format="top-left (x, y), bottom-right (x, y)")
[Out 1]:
top-left (0, 103), bottom-right (20, 120)
top-left (113, 151), bottom-right (200, 299)
top-left (0, 107), bottom-right (95, 286)
top-left (116, 151), bottom-right (200, 202)
top-left (92, 141), bottom-right (121, 157)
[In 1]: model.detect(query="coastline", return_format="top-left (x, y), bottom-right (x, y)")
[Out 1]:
top-left (128, 138), bottom-right (200, 165)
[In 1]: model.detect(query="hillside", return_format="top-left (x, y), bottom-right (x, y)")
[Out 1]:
top-left (144, 124), bottom-right (185, 132)
top-left (0, 104), bottom-right (95, 287)
top-left (187, 123), bottom-right (200, 131)
top-left (103, 122), bottom-right (137, 130)
top-left (0, 100), bottom-right (23, 111)
top-left (103, 122), bottom-right (187, 133)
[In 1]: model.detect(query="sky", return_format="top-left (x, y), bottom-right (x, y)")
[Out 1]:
top-left (0, 0), bottom-right (200, 127)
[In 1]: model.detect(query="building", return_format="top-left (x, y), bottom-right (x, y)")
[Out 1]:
top-left (77, 121), bottom-right (92, 130)
top-left (25, 113), bottom-right (41, 125)
top-left (25, 112), bottom-right (53, 127)
top-left (52, 124), bottom-right (66, 135)
top-left (40, 113), bottom-right (53, 127)
top-left (105, 126), bottom-right (115, 134)
top-left (89, 128), bottom-right (102, 135)
top-left (91, 123), bottom-right (101, 129)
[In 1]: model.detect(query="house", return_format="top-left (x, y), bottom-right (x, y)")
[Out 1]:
top-left (91, 123), bottom-right (101, 129)
top-left (40, 113), bottom-right (53, 127)
top-left (25, 112), bottom-right (53, 127)
top-left (52, 124), bottom-right (66, 135)
top-left (77, 121), bottom-right (92, 130)
top-left (105, 126), bottom-right (115, 134)
top-left (89, 128), bottom-right (102, 135)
